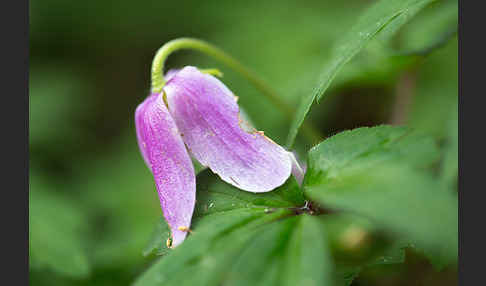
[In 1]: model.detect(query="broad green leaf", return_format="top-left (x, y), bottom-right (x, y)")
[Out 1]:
top-left (194, 169), bottom-right (305, 216)
top-left (254, 259), bottom-right (282, 286)
top-left (305, 124), bottom-right (457, 267)
top-left (307, 165), bottom-right (457, 265)
top-left (212, 215), bottom-right (334, 286)
top-left (304, 125), bottom-right (440, 186)
top-left (139, 126), bottom-right (450, 286)
top-left (281, 215), bottom-right (334, 286)
top-left (287, 0), bottom-right (437, 147)
top-left (143, 169), bottom-right (304, 257)
top-left (305, 126), bottom-right (457, 266)
top-left (137, 165), bottom-right (304, 285)
top-left (161, 213), bottom-right (292, 286)
top-left (222, 217), bottom-right (297, 286)
top-left (136, 170), bottom-right (334, 286)
top-left (29, 175), bottom-right (91, 278)
top-left (137, 212), bottom-right (336, 286)
top-left (133, 208), bottom-right (291, 286)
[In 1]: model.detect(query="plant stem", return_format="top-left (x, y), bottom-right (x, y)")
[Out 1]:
top-left (151, 38), bottom-right (322, 144)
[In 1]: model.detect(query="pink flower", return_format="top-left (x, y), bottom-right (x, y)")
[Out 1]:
top-left (135, 66), bottom-right (302, 247)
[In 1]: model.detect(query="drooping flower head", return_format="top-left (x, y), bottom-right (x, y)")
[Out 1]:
top-left (136, 66), bottom-right (300, 247)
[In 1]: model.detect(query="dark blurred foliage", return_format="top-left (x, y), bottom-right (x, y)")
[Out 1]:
top-left (29, 0), bottom-right (457, 285)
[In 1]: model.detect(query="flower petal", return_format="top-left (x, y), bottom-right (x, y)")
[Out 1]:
top-left (135, 93), bottom-right (195, 247)
top-left (135, 93), bottom-right (156, 168)
top-left (289, 152), bottom-right (305, 186)
top-left (164, 66), bottom-right (292, 193)
top-left (165, 69), bottom-right (180, 82)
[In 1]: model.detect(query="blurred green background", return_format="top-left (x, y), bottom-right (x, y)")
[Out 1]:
top-left (29, 0), bottom-right (457, 285)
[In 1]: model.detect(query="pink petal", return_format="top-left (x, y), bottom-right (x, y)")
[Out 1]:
top-left (135, 93), bottom-right (156, 168)
top-left (289, 152), bottom-right (305, 186)
top-left (135, 93), bottom-right (195, 247)
top-left (164, 66), bottom-right (292, 193)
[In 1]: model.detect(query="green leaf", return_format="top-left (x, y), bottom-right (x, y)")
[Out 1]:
top-left (222, 216), bottom-right (297, 286)
top-left (134, 208), bottom-right (291, 286)
top-left (286, 0), bottom-right (437, 147)
top-left (217, 215), bottom-right (335, 286)
top-left (194, 169), bottom-right (305, 217)
top-left (143, 169), bottom-right (305, 257)
top-left (164, 211), bottom-right (292, 286)
top-left (191, 156), bottom-right (207, 175)
top-left (304, 126), bottom-right (457, 266)
top-left (136, 170), bottom-right (336, 286)
top-left (137, 212), bottom-right (337, 286)
top-left (281, 215), bottom-right (334, 286)
top-left (29, 175), bottom-right (91, 278)
top-left (142, 218), bottom-right (171, 257)
top-left (304, 125), bottom-right (440, 186)
top-left (308, 165), bottom-right (457, 265)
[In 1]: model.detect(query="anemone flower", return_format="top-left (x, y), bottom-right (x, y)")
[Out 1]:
top-left (136, 66), bottom-right (301, 247)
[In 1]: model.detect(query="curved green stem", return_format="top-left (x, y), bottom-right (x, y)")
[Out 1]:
top-left (151, 38), bottom-right (322, 144)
